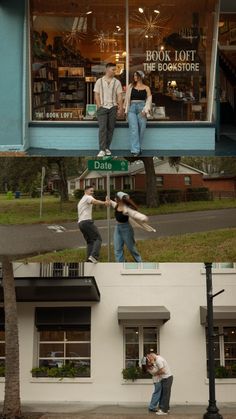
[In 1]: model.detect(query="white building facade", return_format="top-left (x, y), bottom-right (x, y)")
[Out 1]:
top-left (0, 262), bottom-right (235, 405)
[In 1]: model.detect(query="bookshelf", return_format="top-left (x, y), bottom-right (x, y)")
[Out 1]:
top-left (32, 60), bottom-right (58, 118)
top-left (58, 67), bottom-right (85, 110)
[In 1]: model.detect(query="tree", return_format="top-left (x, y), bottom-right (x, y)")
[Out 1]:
top-left (141, 157), bottom-right (159, 207)
top-left (1, 258), bottom-right (21, 419)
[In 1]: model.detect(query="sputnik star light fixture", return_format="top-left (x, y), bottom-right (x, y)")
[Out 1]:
top-left (131, 6), bottom-right (172, 40)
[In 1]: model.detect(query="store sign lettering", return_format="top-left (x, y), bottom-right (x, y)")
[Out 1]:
top-left (143, 49), bottom-right (200, 72)
top-left (35, 112), bottom-right (73, 120)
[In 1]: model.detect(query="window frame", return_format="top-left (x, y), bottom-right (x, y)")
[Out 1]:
top-left (28, 0), bottom-right (220, 124)
top-left (123, 325), bottom-right (160, 369)
top-left (205, 323), bottom-right (236, 377)
top-left (37, 329), bottom-right (91, 370)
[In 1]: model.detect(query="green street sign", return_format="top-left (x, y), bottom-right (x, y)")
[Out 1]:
top-left (87, 159), bottom-right (128, 172)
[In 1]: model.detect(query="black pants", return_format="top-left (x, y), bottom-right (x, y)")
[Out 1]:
top-left (97, 106), bottom-right (117, 150)
top-left (159, 376), bottom-right (173, 413)
top-left (79, 220), bottom-right (102, 260)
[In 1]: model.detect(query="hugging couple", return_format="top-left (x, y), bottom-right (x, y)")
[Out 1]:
top-left (143, 351), bottom-right (173, 416)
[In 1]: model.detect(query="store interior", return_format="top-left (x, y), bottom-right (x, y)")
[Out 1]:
top-left (30, 0), bottom-right (217, 122)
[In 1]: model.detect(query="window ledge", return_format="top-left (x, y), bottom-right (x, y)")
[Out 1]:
top-left (120, 268), bottom-right (161, 275)
top-left (200, 269), bottom-right (236, 275)
top-left (29, 121), bottom-right (215, 129)
top-left (205, 378), bottom-right (236, 384)
top-left (30, 377), bottom-right (93, 384)
top-left (120, 270), bottom-right (161, 276)
top-left (122, 379), bottom-right (153, 385)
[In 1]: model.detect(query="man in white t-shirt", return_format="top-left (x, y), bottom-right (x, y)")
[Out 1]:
top-left (146, 351), bottom-right (173, 415)
top-left (94, 62), bottom-right (123, 157)
top-left (78, 186), bottom-right (108, 263)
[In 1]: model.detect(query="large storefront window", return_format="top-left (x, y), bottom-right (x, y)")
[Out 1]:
top-left (35, 307), bottom-right (91, 377)
top-left (30, 0), bottom-right (125, 121)
top-left (38, 329), bottom-right (91, 376)
top-left (30, 0), bottom-right (218, 122)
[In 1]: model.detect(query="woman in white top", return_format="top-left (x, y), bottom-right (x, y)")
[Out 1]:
top-left (124, 71), bottom-right (152, 157)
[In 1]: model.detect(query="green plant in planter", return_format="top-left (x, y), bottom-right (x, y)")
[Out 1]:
top-left (122, 365), bottom-right (152, 381)
top-left (0, 366), bottom-right (5, 377)
top-left (31, 363), bottom-right (91, 378)
top-left (215, 366), bottom-right (229, 378)
top-left (231, 363), bottom-right (236, 377)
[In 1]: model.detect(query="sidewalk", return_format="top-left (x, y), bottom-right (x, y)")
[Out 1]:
top-left (19, 402), bottom-right (236, 419)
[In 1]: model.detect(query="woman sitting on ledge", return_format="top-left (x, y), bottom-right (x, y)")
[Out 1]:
top-left (124, 71), bottom-right (152, 157)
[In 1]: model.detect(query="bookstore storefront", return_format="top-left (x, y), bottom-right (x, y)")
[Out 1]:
top-left (0, 0), bottom-right (221, 152)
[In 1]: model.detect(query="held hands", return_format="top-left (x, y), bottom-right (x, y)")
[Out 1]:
top-left (117, 107), bottom-right (124, 118)
top-left (105, 197), bottom-right (111, 207)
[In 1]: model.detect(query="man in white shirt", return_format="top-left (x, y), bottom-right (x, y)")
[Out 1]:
top-left (78, 186), bottom-right (108, 263)
top-left (146, 351), bottom-right (173, 415)
top-left (94, 63), bottom-right (123, 157)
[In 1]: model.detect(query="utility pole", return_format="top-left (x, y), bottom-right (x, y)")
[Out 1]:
top-left (203, 262), bottom-right (224, 419)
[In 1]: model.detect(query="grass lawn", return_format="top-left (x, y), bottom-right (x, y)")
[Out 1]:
top-left (26, 228), bottom-right (236, 263)
top-left (0, 194), bottom-right (236, 225)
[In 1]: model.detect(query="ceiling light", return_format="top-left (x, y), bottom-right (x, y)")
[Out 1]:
top-left (139, 7), bottom-right (144, 13)
top-left (154, 9), bottom-right (160, 14)
top-left (86, 10), bottom-right (92, 15)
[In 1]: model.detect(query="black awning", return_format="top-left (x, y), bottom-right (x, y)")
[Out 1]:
top-left (200, 306), bottom-right (236, 325)
top-left (35, 307), bottom-right (91, 329)
top-left (118, 306), bottom-right (170, 325)
top-left (0, 277), bottom-right (100, 302)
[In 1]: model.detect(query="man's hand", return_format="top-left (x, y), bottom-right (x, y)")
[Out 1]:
top-left (117, 107), bottom-right (124, 118)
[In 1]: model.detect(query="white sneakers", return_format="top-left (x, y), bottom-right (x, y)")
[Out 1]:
top-left (97, 149), bottom-right (111, 157)
top-left (97, 150), bottom-right (106, 157)
top-left (156, 410), bottom-right (168, 415)
top-left (88, 256), bottom-right (98, 264)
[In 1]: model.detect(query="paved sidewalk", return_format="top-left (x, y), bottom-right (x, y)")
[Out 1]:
top-left (19, 403), bottom-right (236, 419)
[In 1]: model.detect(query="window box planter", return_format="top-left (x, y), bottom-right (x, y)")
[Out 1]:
top-left (31, 364), bottom-right (90, 379)
top-left (122, 366), bottom-right (152, 382)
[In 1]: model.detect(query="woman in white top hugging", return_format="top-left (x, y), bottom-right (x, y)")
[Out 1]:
top-left (124, 71), bottom-right (152, 157)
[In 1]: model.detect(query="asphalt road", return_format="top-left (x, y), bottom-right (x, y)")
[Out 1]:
top-left (0, 208), bottom-right (236, 258)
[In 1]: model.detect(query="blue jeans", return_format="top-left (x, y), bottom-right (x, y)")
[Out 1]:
top-left (128, 101), bottom-right (147, 154)
top-left (113, 222), bottom-right (142, 262)
top-left (149, 381), bottom-right (162, 411)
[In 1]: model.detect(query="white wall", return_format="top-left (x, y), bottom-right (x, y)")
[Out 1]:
top-left (0, 263), bottom-right (235, 404)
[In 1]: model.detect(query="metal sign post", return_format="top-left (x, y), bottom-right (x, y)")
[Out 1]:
top-left (87, 159), bottom-right (129, 262)
top-left (39, 166), bottom-right (46, 219)
top-left (106, 172), bottom-right (111, 262)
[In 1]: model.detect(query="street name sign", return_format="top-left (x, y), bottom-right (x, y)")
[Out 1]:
top-left (87, 159), bottom-right (128, 172)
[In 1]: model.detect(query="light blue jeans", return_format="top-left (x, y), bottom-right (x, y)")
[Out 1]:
top-left (149, 381), bottom-right (162, 411)
top-left (114, 222), bottom-right (142, 262)
top-left (128, 101), bottom-right (147, 154)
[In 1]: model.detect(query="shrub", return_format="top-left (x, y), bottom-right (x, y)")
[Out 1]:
top-left (186, 187), bottom-right (210, 201)
top-left (158, 189), bottom-right (182, 204)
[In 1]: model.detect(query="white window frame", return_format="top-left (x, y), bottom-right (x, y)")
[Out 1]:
top-left (123, 325), bottom-right (160, 369)
top-left (121, 262), bottom-right (160, 275)
top-left (206, 323), bottom-right (236, 370)
top-left (201, 263), bottom-right (236, 274)
top-left (0, 331), bottom-right (5, 366)
top-left (37, 330), bottom-right (91, 371)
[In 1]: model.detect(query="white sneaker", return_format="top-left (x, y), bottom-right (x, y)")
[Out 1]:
top-left (97, 150), bottom-right (106, 157)
top-left (88, 256), bottom-right (98, 264)
top-left (156, 411), bottom-right (168, 416)
top-left (105, 149), bottom-right (112, 156)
